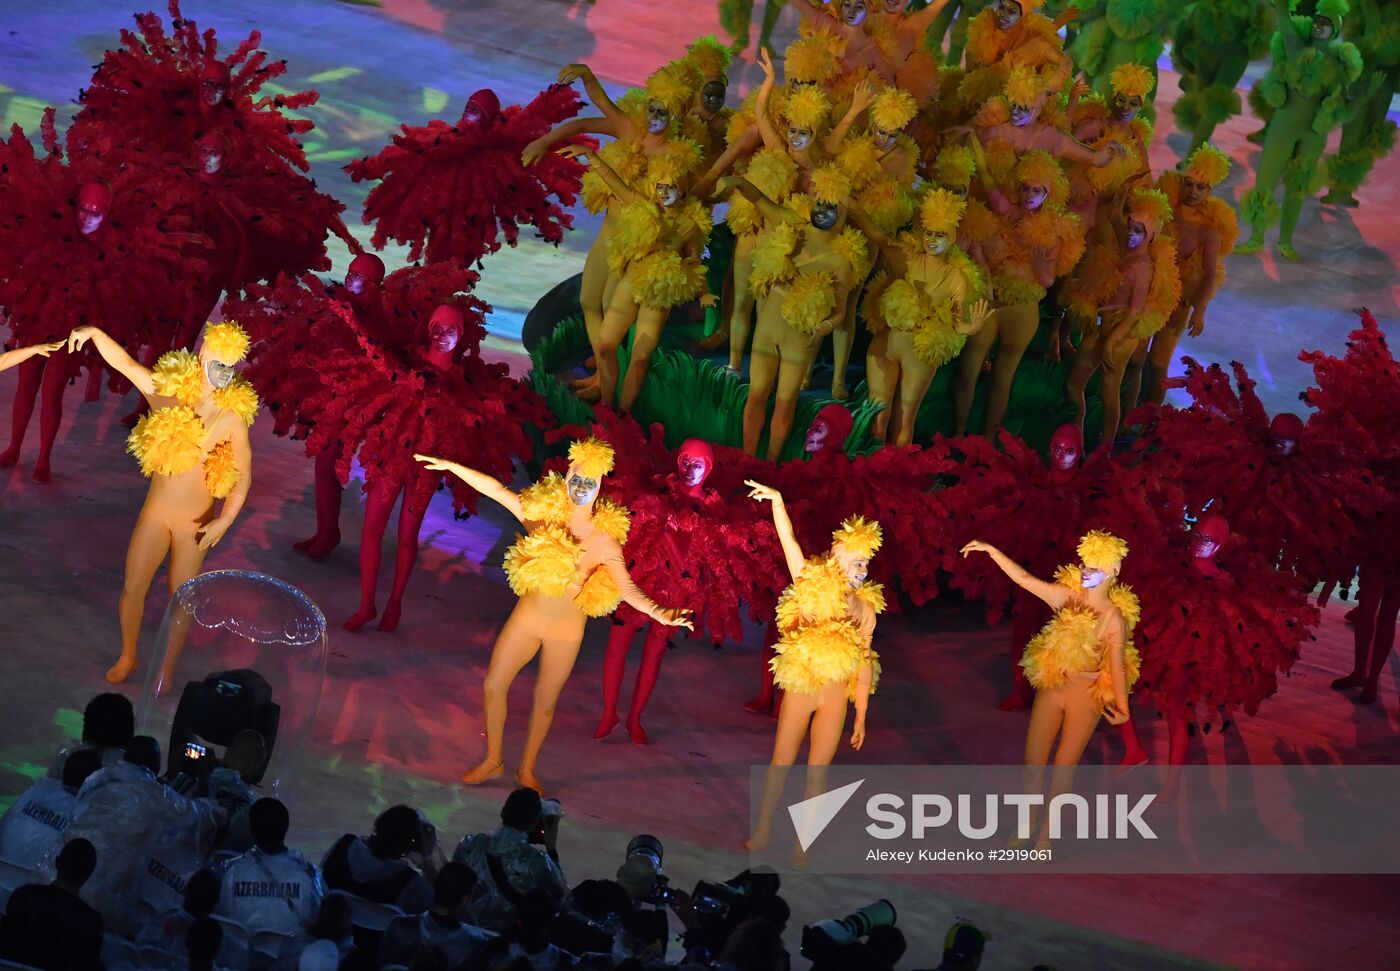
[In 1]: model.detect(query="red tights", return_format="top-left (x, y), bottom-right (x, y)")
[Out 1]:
top-left (292, 441), bottom-right (344, 559)
top-left (1333, 558), bottom-right (1400, 704)
top-left (343, 470), bottom-right (430, 633)
top-left (594, 612), bottom-right (672, 744)
top-left (743, 622), bottom-right (782, 719)
top-left (0, 350), bottom-right (71, 483)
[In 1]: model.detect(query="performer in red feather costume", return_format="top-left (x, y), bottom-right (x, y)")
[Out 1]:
top-left (0, 112), bottom-right (204, 483)
top-left (346, 86), bottom-right (588, 267)
top-left (69, 2), bottom-right (317, 175)
top-left (1125, 357), bottom-right (1384, 595)
top-left (1301, 309), bottom-right (1400, 705)
top-left (587, 410), bottom-right (786, 743)
top-left (296, 281), bottom-right (552, 632)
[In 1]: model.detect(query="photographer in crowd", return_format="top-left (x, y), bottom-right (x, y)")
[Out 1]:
top-left (322, 804), bottom-right (442, 914)
top-left (454, 788), bottom-right (566, 932)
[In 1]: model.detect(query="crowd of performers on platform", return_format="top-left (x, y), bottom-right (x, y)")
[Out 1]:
top-left (1, 1), bottom-right (1398, 807)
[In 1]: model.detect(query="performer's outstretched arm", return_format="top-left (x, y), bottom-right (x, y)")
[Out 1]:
top-left (557, 63), bottom-right (634, 136)
top-left (0, 340), bottom-right (63, 373)
top-left (414, 454), bottom-right (523, 522)
top-left (960, 540), bottom-right (1069, 609)
top-left (745, 480), bottom-right (807, 581)
top-left (68, 326), bottom-right (155, 397)
top-left (599, 538), bottom-right (694, 629)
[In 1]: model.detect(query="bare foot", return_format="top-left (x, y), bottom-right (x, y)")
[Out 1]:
top-left (30, 460), bottom-right (51, 484)
top-left (106, 653), bottom-right (139, 684)
top-left (292, 529), bottom-right (341, 560)
top-left (626, 720), bottom-right (649, 745)
top-left (744, 830), bottom-right (770, 852)
top-left (377, 600), bottom-right (402, 632)
top-left (342, 605), bottom-right (377, 632)
top-left (514, 768), bottom-right (543, 793)
top-left (593, 712), bottom-right (619, 740)
top-left (461, 759), bottom-right (504, 785)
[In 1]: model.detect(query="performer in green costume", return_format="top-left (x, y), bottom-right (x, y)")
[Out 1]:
top-left (1171, 1), bottom-right (1277, 160)
top-left (1066, 0), bottom-right (1178, 116)
top-left (1323, 0), bottom-right (1400, 207)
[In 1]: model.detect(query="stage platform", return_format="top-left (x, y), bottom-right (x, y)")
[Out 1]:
top-left (3, 2), bottom-right (1400, 969)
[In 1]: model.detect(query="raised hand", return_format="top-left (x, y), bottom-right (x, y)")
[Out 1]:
top-left (745, 479), bottom-right (783, 505)
top-left (67, 326), bottom-right (101, 353)
top-left (414, 453), bottom-right (460, 474)
top-left (960, 539), bottom-right (994, 557)
top-left (555, 144), bottom-right (593, 162)
top-left (756, 47), bottom-right (776, 80)
top-left (656, 607), bottom-right (695, 630)
top-left (557, 63), bottom-right (595, 86)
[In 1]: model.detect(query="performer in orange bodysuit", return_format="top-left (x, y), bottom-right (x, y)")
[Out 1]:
top-left (746, 481), bottom-right (883, 852)
top-left (67, 321), bottom-right (257, 684)
top-left (417, 439), bottom-right (692, 793)
top-left (962, 531), bottom-right (1136, 848)
top-left (958, 0), bottom-right (1075, 110)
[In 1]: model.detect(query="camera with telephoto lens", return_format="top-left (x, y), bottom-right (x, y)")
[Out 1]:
top-left (529, 798), bottom-right (563, 846)
top-left (625, 835), bottom-right (679, 905)
top-left (800, 899), bottom-right (898, 967)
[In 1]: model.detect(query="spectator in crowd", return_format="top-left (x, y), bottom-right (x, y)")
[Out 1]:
top-left (273, 890), bottom-right (354, 970)
top-left (63, 736), bottom-right (223, 934)
top-left (0, 837), bottom-right (103, 969)
top-left (321, 804), bottom-right (440, 914)
top-left (553, 880), bottom-right (630, 958)
top-left (916, 921), bottom-right (987, 971)
top-left (454, 789), bottom-right (566, 932)
top-left (47, 692), bottom-right (135, 780)
top-left (0, 748), bottom-right (102, 870)
top-left (381, 862), bottom-right (495, 967)
top-left (207, 729), bottom-right (267, 850)
top-left (133, 866), bottom-right (221, 965)
top-left (214, 798), bottom-right (324, 937)
top-left (480, 889), bottom-right (572, 971)
top-left (185, 916), bottom-right (224, 971)
top-left (716, 917), bottom-right (788, 971)
top-left (609, 857), bottom-right (669, 963)
top-left (862, 925), bottom-right (907, 971)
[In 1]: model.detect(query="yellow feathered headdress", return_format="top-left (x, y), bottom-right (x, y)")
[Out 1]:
top-left (933, 143), bottom-right (976, 189)
top-left (784, 31), bottom-right (842, 85)
top-left (919, 187), bottom-right (966, 236)
top-left (1185, 144), bottom-right (1231, 188)
top-left (645, 64), bottom-right (695, 119)
top-left (1077, 530), bottom-right (1128, 572)
top-left (833, 515), bottom-right (883, 558)
top-left (1110, 62), bottom-right (1156, 100)
top-left (568, 437), bottom-right (615, 479)
top-left (783, 84), bottom-right (831, 131)
top-left (646, 138), bottom-right (703, 189)
top-left (1004, 64), bottom-right (1048, 108)
top-left (1127, 186), bottom-right (1174, 238)
top-left (685, 35), bottom-right (731, 83)
top-left (202, 320), bottom-right (250, 364)
top-left (1013, 150), bottom-right (1069, 208)
top-left (870, 86), bottom-right (918, 132)
top-left (809, 163), bottom-right (851, 205)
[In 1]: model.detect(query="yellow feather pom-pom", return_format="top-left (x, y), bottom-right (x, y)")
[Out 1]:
top-left (808, 163), bottom-right (851, 205)
top-left (854, 581), bottom-right (886, 615)
top-left (609, 200), bottom-right (664, 275)
top-left (837, 138), bottom-right (882, 190)
top-left (833, 515), bottom-right (882, 557)
top-left (870, 86), bottom-right (917, 132)
top-left (1110, 62), bottom-right (1156, 100)
top-left (574, 568), bottom-right (624, 617)
top-left (519, 474), bottom-right (572, 524)
top-left (212, 377), bottom-right (259, 427)
top-left (1185, 143), bottom-right (1231, 188)
top-left (151, 350), bottom-right (205, 406)
top-left (832, 225), bottom-right (871, 279)
top-left (504, 524), bottom-right (580, 598)
top-left (646, 138), bottom-right (704, 188)
top-left (631, 251), bottom-right (705, 308)
top-left (1004, 64), bottom-right (1048, 108)
top-left (912, 321), bottom-right (967, 367)
top-left (746, 147), bottom-right (800, 200)
top-left (202, 440), bottom-right (240, 498)
top-left (781, 556), bottom-right (853, 626)
top-left (919, 187), bottom-right (966, 236)
top-left (783, 84), bottom-right (831, 131)
top-left (782, 270), bottom-right (837, 335)
top-left (933, 143), bottom-right (976, 189)
top-left (1014, 150), bottom-right (1069, 208)
top-left (879, 278), bottom-right (923, 333)
top-left (589, 497), bottom-right (631, 545)
top-left (855, 177), bottom-right (911, 235)
top-left (1077, 530), bottom-right (1128, 572)
top-left (1021, 604), bottom-right (1101, 690)
top-left (685, 34), bottom-right (731, 82)
top-left (127, 405), bottom-right (206, 478)
top-left (202, 320), bottom-right (250, 365)
top-left (1109, 582), bottom-right (1142, 634)
top-left (750, 222), bottom-right (799, 297)
top-left (784, 31), bottom-right (841, 84)
top-left (568, 437), bottom-right (615, 479)
top-left (644, 63), bottom-right (695, 119)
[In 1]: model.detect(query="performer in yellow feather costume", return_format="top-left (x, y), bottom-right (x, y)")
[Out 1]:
top-left (962, 530), bottom-right (1136, 849)
top-left (417, 438), bottom-right (693, 793)
top-left (745, 478), bottom-right (883, 853)
top-left (67, 320), bottom-right (258, 685)
top-left (853, 186), bottom-right (991, 445)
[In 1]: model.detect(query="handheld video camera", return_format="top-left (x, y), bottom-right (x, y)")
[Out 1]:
top-left (625, 835), bottom-right (680, 906)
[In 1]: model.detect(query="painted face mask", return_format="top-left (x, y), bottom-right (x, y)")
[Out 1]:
top-left (841, 0), bottom-right (869, 26)
top-left (462, 88), bottom-right (500, 128)
top-left (883, 0), bottom-right (907, 12)
top-left (567, 471), bottom-right (600, 506)
top-left (1020, 183), bottom-right (1048, 211)
top-left (1009, 102), bottom-right (1038, 127)
top-left (924, 230), bottom-right (950, 256)
top-left (1080, 566), bottom-right (1108, 589)
top-left (805, 419), bottom-right (829, 453)
top-left (647, 100), bottom-right (670, 135)
top-left (206, 359), bottom-right (237, 389)
top-left (655, 183), bottom-right (680, 208)
top-left (200, 61), bottom-right (230, 108)
top-left (345, 253), bottom-right (385, 296)
top-left (700, 80), bottom-right (727, 114)
top-left (1049, 424), bottom-right (1082, 471)
top-left (810, 200), bottom-right (840, 231)
top-left (1182, 176), bottom-right (1209, 207)
top-left (77, 182), bottom-right (110, 236)
top-left (842, 553), bottom-right (871, 588)
top-left (428, 305), bottom-right (464, 355)
top-left (1111, 93), bottom-right (1143, 123)
top-left (787, 125), bottom-right (814, 152)
top-left (1269, 413), bottom-right (1303, 457)
top-left (1126, 219), bottom-right (1148, 250)
top-left (873, 125), bottom-right (898, 149)
top-left (197, 132), bottom-right (228, 176)
top-left (994, 0), bottom-right (1023, 30)
top-left (1190, 513), bottom-right (1229, 562)
top-left (1312, 16), bottom-right (1335, 42)
top-left (677, 439), bottom-right (715, 489)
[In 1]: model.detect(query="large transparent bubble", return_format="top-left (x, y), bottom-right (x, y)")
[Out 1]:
top-left (137, 570), bottom-right (327, 806)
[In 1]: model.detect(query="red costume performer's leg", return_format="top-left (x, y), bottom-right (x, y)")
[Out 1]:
top-left (0, 356), bottom-right (45, 468)
top-left (625, 623), bottom-right (671, 745)
top-left (378, 485), bottom-right (431, 632)
top-left (1161, 708), bottom-right (1191, 802)
top-left (83, 361), bottom-right (103, 403)
top-left (998, 592), bottom-right (1045, 711)
top-left (595, 612), bottom-right (645, 739)
top-left (1334, 558), bottom-right (1382, 694)
top-left (1360, 573), bottom-right (1400, 705)
top-left (292, 440), bottom-right (345, 558)
top-left (343, 477), bottom-right (401, 632)
top-left (745, 622), bottom-right (780, 714)
top-left (32, 349), bottom-right (71, 484)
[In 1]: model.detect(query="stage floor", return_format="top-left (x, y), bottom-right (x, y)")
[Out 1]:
top-left (3, 2), bottom-right (1400, 969)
